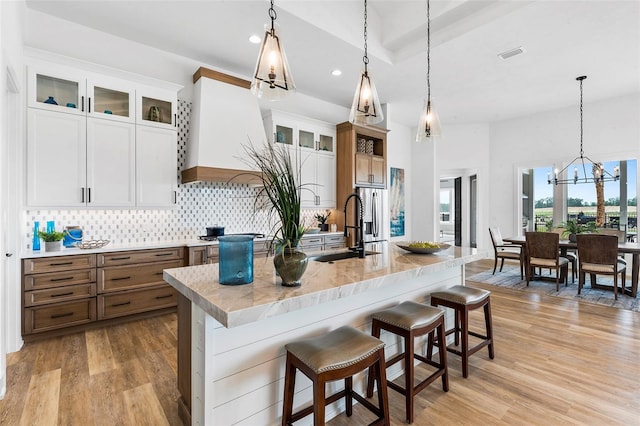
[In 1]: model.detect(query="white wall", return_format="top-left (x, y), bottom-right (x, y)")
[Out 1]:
top-left (489, 93), bottom-right (640, 239)
top-left (1, 0), bottom-right (26, 396)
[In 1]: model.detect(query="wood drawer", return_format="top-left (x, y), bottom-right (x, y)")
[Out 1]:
top-left (24, 298), bottom-right (97, 334)
top-left (299, 236), bottom-right (324, 247)
top-left (325, 235), bottom-right (345, 244)
top-left (24, 283), bottom-right (96, 307)
top-left (98, 260), bottom-right (183, 293)
top-left (325, 243), bottom-right (347, 250)
top-left (24, 268), bottom-right (96, 291)
top-left (23, 254), bottom-right (97, 274)
top-left (97, 247), bottom-right (184, 267)
top-left (97, 285), bottom-right (177, 320)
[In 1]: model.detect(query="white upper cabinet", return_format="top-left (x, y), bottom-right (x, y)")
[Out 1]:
top-left (26, 57), bottom-right (181, 208)
top-left (136, 125), bottom-right (177, 207)
top-left (263, 110), bottom-right (336, 208)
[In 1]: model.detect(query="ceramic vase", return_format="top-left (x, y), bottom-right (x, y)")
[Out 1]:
top-left (273, 248), bottom-right (308, 287)
top-left (45, 241), bottom-right (62, 252)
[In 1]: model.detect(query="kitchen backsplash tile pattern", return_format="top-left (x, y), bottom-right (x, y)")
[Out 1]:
top-left (24, 100), bottom-right (333, 248)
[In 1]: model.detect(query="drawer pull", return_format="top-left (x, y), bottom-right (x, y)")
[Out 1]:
top-left (50, 276), bottom-right (74, 282)
top-left (110, 276), bottom-right (132, 282)
top-left (155, 272), bottom-right (164, 276)
top-left (51, 312), bottom-right (74, 319)
top-left (50, 292), bottom-right (74, 298)
top-left (155, 294), bottom-right (173, 300)
top-left (49, 261), bottom-right (73, 266)
top-left (154, 253), bottom-right (173, 257)
top-left (110, 256), bottom-right (131, 261)
top-left (111, 301), bottom-right (131, 307)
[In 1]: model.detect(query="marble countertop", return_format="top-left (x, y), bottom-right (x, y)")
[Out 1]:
top-left (163, 243), bottom-right (486, 328)
top-left (21, 232), bottom-right (346, 258)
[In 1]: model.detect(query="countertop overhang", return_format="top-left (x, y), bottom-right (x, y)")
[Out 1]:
top-left (164, 244), bottom-right (486, 328)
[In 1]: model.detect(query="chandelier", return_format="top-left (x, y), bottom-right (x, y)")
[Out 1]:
top-left (416, 0), bottom-right (441, 142)
top-left (251, 0), bottom-right (295, 100)
top-left (548, 76), bottom-right (619, 185)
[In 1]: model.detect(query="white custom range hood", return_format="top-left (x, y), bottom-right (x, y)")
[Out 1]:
top-left (182, 67), bottom-right (266, 184)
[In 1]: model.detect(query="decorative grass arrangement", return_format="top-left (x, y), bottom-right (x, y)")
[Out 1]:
top-left (243, 142), bottom-right (306, 251)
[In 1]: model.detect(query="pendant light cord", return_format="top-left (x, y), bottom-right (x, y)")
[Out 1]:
top-left (269, 0), bottom-right (276, 32)
top-left (427, 0), bottom-right (431, 101)
top-left (363, 0), bottom-right (369, 73)
top-left (579, 76), bottom-right (584, 158)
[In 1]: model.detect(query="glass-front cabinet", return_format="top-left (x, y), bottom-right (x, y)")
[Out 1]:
top-left (137, 86), bottom-right (178, 129)
top-left (263, 110), bottom-right (336, 208)
top-left (29, 64), bottom-right (135, 124)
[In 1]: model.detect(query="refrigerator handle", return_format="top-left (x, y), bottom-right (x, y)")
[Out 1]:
top-left (372, 192), bottom-right (379, 237)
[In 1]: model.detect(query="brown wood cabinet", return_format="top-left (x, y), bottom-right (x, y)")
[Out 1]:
top-left (336, 121), bottom-right (388, 239)
top-left (187, 245), bottom-right (219, 265)
top-left (22, 247), bottom-right (184, 338)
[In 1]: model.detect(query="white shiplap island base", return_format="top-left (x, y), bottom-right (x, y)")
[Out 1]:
top-left (164, 243), bottom-right (485, 425)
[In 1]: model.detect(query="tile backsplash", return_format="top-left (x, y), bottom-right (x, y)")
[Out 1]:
top-left (24, 100), bottom-right (330, 248)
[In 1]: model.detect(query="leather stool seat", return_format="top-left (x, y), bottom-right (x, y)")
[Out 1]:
top-left (367, 301), bottom-right (448, 424)
top-left (429, 285), bottom-right (494, 378)
top-left (282, 326), bottom-right (390, 425)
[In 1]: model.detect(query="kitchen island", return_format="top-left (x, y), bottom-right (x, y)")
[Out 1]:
top-left (164, 243), bottom-right (485, 425)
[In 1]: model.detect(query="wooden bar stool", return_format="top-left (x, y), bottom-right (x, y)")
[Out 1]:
top-left (366, 301), bottom-right (449, 424)
top-left (429, 285), bottom-right (494, 378)
top-left (282, 326), bottom-right (390, 426)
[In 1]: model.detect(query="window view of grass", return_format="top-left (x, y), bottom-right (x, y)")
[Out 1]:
top-left (532, 160), bottom-right (637, 234)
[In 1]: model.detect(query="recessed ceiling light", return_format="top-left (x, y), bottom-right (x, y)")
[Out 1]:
top-left (249, 35), bottom-right (261, 44)
top-left (498, 46), bottom-right (526, 60)
top-left (331, 69), bottom-right (342, 76)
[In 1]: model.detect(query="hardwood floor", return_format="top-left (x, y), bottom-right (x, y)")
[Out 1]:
top-left (1, 259), bottom-right (639, 425)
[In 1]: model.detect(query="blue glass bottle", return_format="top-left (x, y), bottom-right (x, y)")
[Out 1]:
top-left (33, 221), bottom-right (41, 251)
top-left (46, 221), bottom-right (55, 233)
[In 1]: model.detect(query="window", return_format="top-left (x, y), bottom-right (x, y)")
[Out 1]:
top-left (440, 189), bottom-right (452, 223)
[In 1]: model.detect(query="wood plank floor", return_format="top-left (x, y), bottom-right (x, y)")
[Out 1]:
top-left (1, 259), bottom-right (639, 425)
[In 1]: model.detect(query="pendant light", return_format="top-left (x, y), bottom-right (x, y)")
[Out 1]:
top-left (349, 0), bottom-right (384, 125)
top-left (251, 0), bottom-right (295, 100)
top-left (548, 76), bottom-right (620, 185)
top-left (416, 0), bottom-right (442, 142)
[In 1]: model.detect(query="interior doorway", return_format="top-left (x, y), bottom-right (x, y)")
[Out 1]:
top-left (469, 174), bottom-right (477, 248)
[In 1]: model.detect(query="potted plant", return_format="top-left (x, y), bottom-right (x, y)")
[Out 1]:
top-left (243, 142), bottom-right (307, 287)
top-left (314, 210), bottom-right (331, 232)
top-left (38, 230), bottom-right (67, 252)
top-left (561, 219), bottom-right (597, 242)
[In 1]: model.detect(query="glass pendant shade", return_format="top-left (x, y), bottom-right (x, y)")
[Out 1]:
top-left (349, 69), bottom-right (384, 125)
top-left (416, 98), bottom-right (441, 142)
top-left (251, 23), bottom-right (295, 101)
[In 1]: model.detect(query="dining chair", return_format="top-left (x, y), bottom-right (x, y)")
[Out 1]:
top-left (489, 227), bottom-right (524, 279)
top-left (525, 232), bottom-right (569, 291)
top-left (576, 234), bottom-right (626, 300)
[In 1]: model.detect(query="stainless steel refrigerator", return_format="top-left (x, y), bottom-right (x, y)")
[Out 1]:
top-left (357, 186), bottom-right (388, 244)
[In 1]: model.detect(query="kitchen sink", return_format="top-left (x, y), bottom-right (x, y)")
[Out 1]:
top-left (311, 250), bottom-right (380, 263)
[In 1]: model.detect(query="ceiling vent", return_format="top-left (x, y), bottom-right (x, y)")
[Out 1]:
top-left (498, 46), bottom-right (525, 60)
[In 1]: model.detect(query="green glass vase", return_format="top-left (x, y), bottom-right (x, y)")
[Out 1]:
top-left (273, 248), bottom-right (308, 287)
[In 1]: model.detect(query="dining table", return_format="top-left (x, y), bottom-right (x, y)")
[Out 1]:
top-left (504, 235), bottom-right (640, 298)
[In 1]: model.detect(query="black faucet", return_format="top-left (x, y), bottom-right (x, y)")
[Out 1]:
top-left (343, 193), bottom-right (365, 258)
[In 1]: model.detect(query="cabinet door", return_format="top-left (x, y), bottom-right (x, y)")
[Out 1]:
top-left (136, 126), bottom-right (177, 207)
top-left (370, 156), bottom-right (386, 187)
top-left (87, 118), bottom-right (136, 206)
top-left (137, 86), bottom-right (177, 129)
top-left (316, 152), bottom-right (336, 208)
top-left (299, 149), bottom-right (317, 207)
top-left (188, 246), bottom-right (208, 266)
top-left (355, 152), bottom-right (372, 186)
top-left (28, 64), bottom-right (86, 114)
top-left (27, 108), bottom-right (87, 207)
top-left (87, 76), bottom-right (135, 123)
